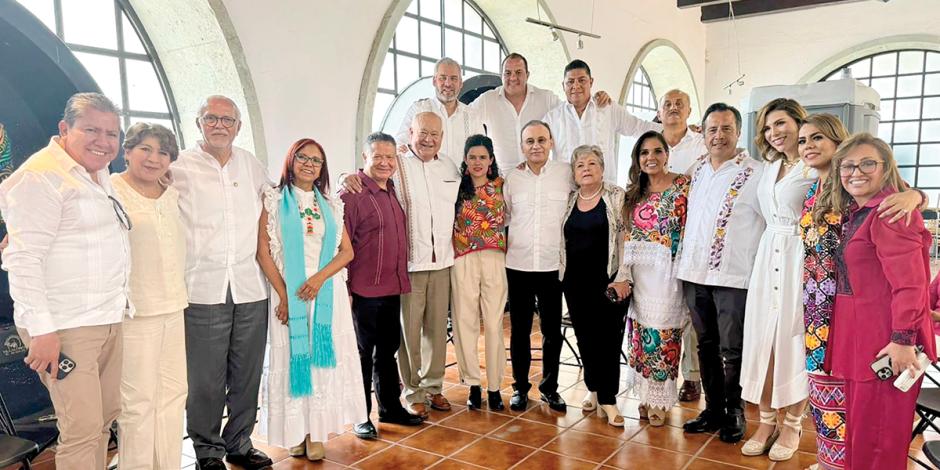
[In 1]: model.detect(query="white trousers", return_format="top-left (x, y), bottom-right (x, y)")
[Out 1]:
top-left (118, 311), bottom-right (188, 470)
top-left (450, 249), bottom-right (508, 391)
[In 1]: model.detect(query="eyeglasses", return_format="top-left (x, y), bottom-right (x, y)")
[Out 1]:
top-left (294, 154), bottom-right (324, 166)
top-left (108, 196), bottom-right (132, 231)
top-left (838, 160), bottom-right (883, 176)
top-left (200, 114), bottom-right (238, 128)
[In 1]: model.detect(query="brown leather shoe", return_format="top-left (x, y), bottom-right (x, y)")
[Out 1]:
top-left (678, 380), bottom-right (701, 402)
top-left (429, 393), bottom-right (452, 411)
top-left (407, 402), bottom-right (429, 418)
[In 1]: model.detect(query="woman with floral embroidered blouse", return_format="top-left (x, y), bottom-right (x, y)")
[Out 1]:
top-left (620, 131), bottom-right (689, 427)
top-left (451, 134), bottom-right (508, 411)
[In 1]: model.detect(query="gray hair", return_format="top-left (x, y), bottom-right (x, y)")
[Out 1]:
top-left (196, 95), bottom-right (241, 120)
top-left (434, 57), bottom-right (462, 75)
top-left (123, 122), bottom-right (180, 161)
top-left (570, 144), bottom-right (604, 174)
top-left (62, 92), bottom-right (120, 127)
top-left (520, 119), bottom-right (552, 141)
top-left (363, 131), bottom-right (396, 154)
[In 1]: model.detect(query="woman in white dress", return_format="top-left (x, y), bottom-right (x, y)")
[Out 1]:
top-left (257, 138), bottom-right (366, 460)
top-left (740, 98), bottom-right (813, 461)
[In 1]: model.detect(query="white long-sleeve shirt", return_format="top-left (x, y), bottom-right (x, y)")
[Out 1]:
top-left (676, 150), bottom-right (765, 289)
top-left (544, 99), bottom-right (662, 183)
top-left (0, 138), bottom-right (131, 336)
top-left (503, 160), bottom-right (574, 272)
top-left (669, 130), bottom-right (707, 175)
top-left (171, 142), bottom-right (270, 305)
top-left (391, 148), bottom-right (461, 272)
top-left (395, 98), bottom-right (484, 169)
top-left (469, 84), bottom-right (562, 172)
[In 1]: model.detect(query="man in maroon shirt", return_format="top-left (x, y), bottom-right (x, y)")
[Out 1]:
top-left (341, 132), bottom-right (423, 440)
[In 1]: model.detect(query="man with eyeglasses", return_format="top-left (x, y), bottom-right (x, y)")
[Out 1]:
top-left (0, 92), bottom-right (132, 469)
top-left (171, 95), bottom-right (273, 470)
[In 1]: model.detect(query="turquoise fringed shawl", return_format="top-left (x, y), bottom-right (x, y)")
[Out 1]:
top-left (280, 186), bottom-right (338, 397)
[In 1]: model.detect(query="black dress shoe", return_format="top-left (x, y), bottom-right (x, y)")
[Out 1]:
top-left (540, 392), bottom-right (567, 412)
top-left (354, 420), bottom-right (379, 439)
top-left (683, 409), bottom-right (726, 433)
top-left (719, 413), bottom-right (746, 443)
top-left (509, 390), bottom-right (528, 410)
top-left (488, 390), bottom-right (504, 411)
top-left (196, 457), bottom-right (226, 470)
top-left (467, 385), bottom-right (482, 410)
top-left (378, 412), bottom-right (424, 426)
top-left (225, 448), bottom-right (273, 470)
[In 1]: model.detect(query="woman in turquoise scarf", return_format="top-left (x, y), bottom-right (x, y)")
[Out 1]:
top-left (257, 138), bottom-right (366, 461)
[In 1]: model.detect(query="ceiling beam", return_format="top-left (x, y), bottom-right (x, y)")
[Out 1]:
top-left (700, 0), bottom-right (863, 23)
top-left (677, 0), bottom-right (727, 7)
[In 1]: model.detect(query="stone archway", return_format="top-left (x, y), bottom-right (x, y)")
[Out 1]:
top-left (621, 39), bottom-right (702, 121)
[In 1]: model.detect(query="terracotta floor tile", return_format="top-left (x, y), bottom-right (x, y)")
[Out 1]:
top-left (798, 428), bottom-right (819, 453)
top-left (271, 457), bottom-right (347, 469)
top-left (437, 409), bottom-right (513, 434)
top-left (424, 406), bottom-right (461, 424)
top-left (518, 403), bottom-right (586, 428)
top-left (375, 420), bottom-right (427, 443)
top-left (399, 424), bottom-right (481, 456)
top-left (542, 430), bottom-right (624, 463)
top-left (489, 418), bottom-right (563, 448)
top-left (767, 451), bottom-right (820, 470)
top-left (450, 437), bottom-right (534, 470)
top-left (684, 458), bottom-right (754, 469)
top-left (321, 432), bottom-right (389, 466)
top-left (427, 458), bottom-right (487, 470)
top-left (628, 423), bottom-right (712, 455)
top-left (693, 436), bottom-right (772, 469)
top-left (602, 442), bottom-right (692, 469)
top-left (353, 445), bottom-right (442, 470)
top-left (570, 413), bottom-right (645, 440)
top-left (512, 450), bottom-right (597, 470)
top-left (661, 404), bottom-right (705, 429)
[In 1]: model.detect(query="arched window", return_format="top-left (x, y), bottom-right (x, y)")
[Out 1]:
top-left (15, 0), bottom-right (182, 144)
top-left (823, 50), bottom-right (940, 200)
top-left (617, 67), bottom-right (658, 186)
top-left (373, 0), bottom-right (507, 131)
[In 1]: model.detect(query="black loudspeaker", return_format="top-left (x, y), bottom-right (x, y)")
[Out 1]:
top-left (0, 323), bottom-right (53, 424)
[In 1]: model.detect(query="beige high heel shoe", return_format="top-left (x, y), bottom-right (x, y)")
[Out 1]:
top-left (648, 406), bottom-right (667, 427)
top-left (768, 412), bottom-right (802, 461)
top-left (741, 410), bottom-right (779, 456)
top-left (581, 391), bottom-right (597, 411)
top-left (306, 438), bottom-right (326, 461)
top-left (597, 404), bottom-right (625, 427)
top-left (638, 403), bottom-right (648, 420)
top-left (288, 440), bottom-right (306, 457)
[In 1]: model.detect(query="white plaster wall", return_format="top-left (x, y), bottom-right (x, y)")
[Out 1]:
top-left (703, 0), bottom-right (939, 107)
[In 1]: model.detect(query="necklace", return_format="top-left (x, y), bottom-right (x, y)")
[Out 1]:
top-left (298, 196), bottom-right (321, 235)
top-left (782, 157), bottom-right (799, 169)
top-left (578, 185), bottom-right (603, 200)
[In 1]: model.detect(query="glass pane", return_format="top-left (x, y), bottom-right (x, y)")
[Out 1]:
top-left (894, 144), bottom-right (917, 165)
top-left (921, 144), bottom-right (940, 165)
top-left (378, 52), bottom-right (395, 90)
top-left (128, 116), bottom-right (174, 132)
top-left (444, 28), bottom-right (462, 63)
top-left (420, 21), bottom-right (442, 59)
top-left (872, 53), bottom-right (897, 76)
top-left (922, 121), bottom-right (940, 142)
top-left (897, 75), bottom-right (923, 98)
top-left (895, 121), bottom-right (919, 143)
top-left (878, 122), bottom-right (893, 142)
top-left (122, 13), bottom-right (147, 54)
top-left (483, 22), bottom-right (495, 39)
top-left (880, 99), bottom-right (895, 121)
top-left (925, 73), bottom-right (940, 95)
top-left (463, 2), bottom-right (482, 35)
top-left (924, 98), bottom-right (940, 120)
top-left (396, 55), bottom-right (419, 93)
top-left (73, 52), bottom-right (123, 108)
top-left (126, 59), bottom-right (168, 113)
top-left (421, 60), bottom-right (436, 77)
top-left (849, 59), bottom-right (871, 79)
top-left (443, 0), bottom-right (462, 27)
top-left (419, 0), bottom-right (440, 21)
top-left (483, 40), bottom-right (499, 72)
top-left (406, 0), bottom-right (418, 15)
top-left (894, 98), bottom-right (921, 121)
top-left (870, 77), bottom-right (896, 99)
top-left (395, 16), bottom-right (419, 54)
top-left (928, 53), bottom-right (940, 73)
top-left (464, 36), bottom-right (482, 70)
top-left (372, 92), bottom-right (395, 131)
top-left (899, 50), bottom-right (925, 74)
top-left (16, 0), bottom-right (56, 33)
top-left (917, 166), bottom-right (940, 188)
top-left (62, 0), bottom-right (117, 49)
top-left (899, 166), bottom-right (916, 185)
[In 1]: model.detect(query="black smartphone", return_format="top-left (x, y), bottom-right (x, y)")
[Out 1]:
top-left (605, 287), bottom-right (620, 303)
top-left (33, 351), bottom-right (76, 380)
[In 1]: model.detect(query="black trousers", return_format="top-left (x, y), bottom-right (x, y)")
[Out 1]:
top-left (683, 281), bottom-right (747, 416)
top-left (564, 282), bottom-right (626, 404)
top-left (351, 294), bottom-right (407, 418)
top-left (506, 268), bottom-right (563, 395)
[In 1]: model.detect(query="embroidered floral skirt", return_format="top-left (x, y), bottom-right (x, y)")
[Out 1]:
top-left (626, 319), bottom-right (683, 410)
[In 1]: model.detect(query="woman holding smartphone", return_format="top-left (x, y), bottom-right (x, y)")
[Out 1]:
top-left (818, 133), bottom-right (936, 469)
